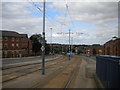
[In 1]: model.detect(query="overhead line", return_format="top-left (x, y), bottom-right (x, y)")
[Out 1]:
top-left (28, 0), bottom-right (73, 32)
top-left (28, 0), bottom-right (62, 30)
top-left (64, 0), bottom-right (75, 29)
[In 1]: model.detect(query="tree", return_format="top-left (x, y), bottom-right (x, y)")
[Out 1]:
top-left (30, 34), bottom-right (42, 55)
top-left (45, 44), bottom-right (50, 55)
top-left (30, 34), bottom-right (50, 55)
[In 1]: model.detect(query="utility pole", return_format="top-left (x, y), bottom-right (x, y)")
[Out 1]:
top-left (50, 27), bottom-right (52, 55)
top-left (41, 0), bottom-right (45, 75)
top-left (71, 37), bottom-right (73, 54)
top-left (69, 29), bottom-right (71, 60)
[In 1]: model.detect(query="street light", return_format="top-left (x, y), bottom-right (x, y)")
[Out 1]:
top-left (56, 31), bottom-right (84, 59)
top-left (71, 37), bottom-right (73, 54)
top-left (41, 0), bottom-right (45, 75)
top-left (50, 27), bottom-right (52, 55)
top-left (69, 29), bottom-right (71, 60)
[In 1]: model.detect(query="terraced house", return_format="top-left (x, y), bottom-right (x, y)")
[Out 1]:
top-left (2, 30), bottom-right (32, 58)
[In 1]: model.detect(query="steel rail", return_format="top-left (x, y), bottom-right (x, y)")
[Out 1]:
top-left (64, 63), bottom-right (79, 89)
top-left (2, 56), bottom-right (67, 83)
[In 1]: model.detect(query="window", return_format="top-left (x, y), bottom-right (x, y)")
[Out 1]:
top-left (16, 38), bottom-right (19, 41)
top-left (12, 43), bottom-right (14, 48)
top-left (0, 37), bottom-right (2, 41)
top-left (16, 51), bottom-right (19, 54)
top-left (12, 51), bottom-right (14, 57)
top-left (16, 51), bottom-right (19, 57)
top-left (16, 44), bottom-right (19, 48)
top-left (4, 51), bottom-right (7, 55)
top-left (4, 37), bottom-right (8, 41)
top-left (4, 43), bottom-right (8, 49)
top-left (12, 37), bottom-right (15, 41)
top-left (4, 51), bottom-right (7, 57)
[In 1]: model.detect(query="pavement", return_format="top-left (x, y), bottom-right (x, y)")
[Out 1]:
top-left (73, 57), bottom-right (97, 88)
top-left (2, 55), bottom-right (62, 69)
top-left (2, 54), bottom-right (59, 64)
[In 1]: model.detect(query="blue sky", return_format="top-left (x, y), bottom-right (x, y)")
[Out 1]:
top-left (28, 2), bottom-right (97, 33)
top-left (2, 1), bottom-right (118, 45)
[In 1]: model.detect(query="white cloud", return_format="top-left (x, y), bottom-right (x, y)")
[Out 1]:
top-left (1, 0), bottom-right (120, 2)
top-left (1, 1), bottom-right (119, 45)
top-left (48, 2), bottom-right (118, 44)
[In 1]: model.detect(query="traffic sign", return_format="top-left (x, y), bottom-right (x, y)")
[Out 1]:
top-left (41, 46), bottom-right (45, 51)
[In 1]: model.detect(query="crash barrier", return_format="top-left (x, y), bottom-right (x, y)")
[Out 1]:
top-left (96, 55), bottom-right (120, 88)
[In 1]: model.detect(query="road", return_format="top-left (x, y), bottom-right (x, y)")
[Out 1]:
top-left (2, 55), bottom-right (99, 88)
top-left (2, 55), bottom-right (68, 88)
top-left (2, 54), bottom-right (59, 65)
top-left (79, 55), bottom-right (96, 60)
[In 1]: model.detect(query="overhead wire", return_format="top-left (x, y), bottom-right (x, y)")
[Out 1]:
top-left (59, 3), bottom-right (68, 34)
top-left (29, 0), bottom-right (70, 27)
top-left (30, 0), bottom-right (57, 26)
top-left (28, 0), bottom-right (74, 43)
top-left (28, 0), bottom-right (63, 30)
top-left (64, 0), bottom-right (75, 29)
top-left (28, 0), bottom-right (69, 44)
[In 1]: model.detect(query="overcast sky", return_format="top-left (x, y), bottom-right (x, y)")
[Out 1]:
top-left (1, 0), bottom-right (119, 45)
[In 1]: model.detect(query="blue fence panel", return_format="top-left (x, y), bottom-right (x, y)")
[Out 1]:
top-left (96, 55), bottom-right (120, 88)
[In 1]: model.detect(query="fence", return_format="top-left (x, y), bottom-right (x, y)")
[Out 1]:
top-left (96, 55), bottom-right (120, 88)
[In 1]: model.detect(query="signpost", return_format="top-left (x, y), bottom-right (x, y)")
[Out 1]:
top-left (41, 46), bottom-right (45, 52)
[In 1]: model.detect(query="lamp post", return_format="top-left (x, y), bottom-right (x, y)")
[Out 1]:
top-left (71, 37), bottom-right (73, 54)
top-left (41, 0), bottom-right (45, 75)
top-left (69, 29), bottom-right (71, 60)
top-left (57, 31), bottom-right (84, 59)
top-left (50, 27), bottom-right (52, 55)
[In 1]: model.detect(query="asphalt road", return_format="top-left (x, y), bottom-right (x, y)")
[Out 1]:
top-left (2, 55), bottom-right (58, 65)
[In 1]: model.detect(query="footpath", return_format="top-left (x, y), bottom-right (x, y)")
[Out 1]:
top-left (2, 55), bottom-right (62, 69)
top-left (73, 56), bottom-right (101, 88)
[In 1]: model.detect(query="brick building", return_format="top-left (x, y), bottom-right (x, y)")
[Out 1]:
top-left (90, 44), bottom-right (104, 55)
top-left (104, 38), bottom-right (120, 56)
top-left (84, 44), bottom-right (104, 56)
top-left (2, 30), bottom-right (32, 58)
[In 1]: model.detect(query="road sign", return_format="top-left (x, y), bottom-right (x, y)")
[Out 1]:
top-left (41, 46), bottom-right (45, 51)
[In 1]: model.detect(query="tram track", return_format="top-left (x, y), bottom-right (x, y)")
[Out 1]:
top-left (2, 55), bottom-right (67, 83)
top-left (2, 55), bottom-right (62, 70)
top-left (34, 56), bottom-right (81, 88)
top-left (64, 62), bottom-right (79, 89)
top-left (3, 56), bottom-right (98, 88)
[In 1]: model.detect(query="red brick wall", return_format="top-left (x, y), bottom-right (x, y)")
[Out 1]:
top-left (2, 36), bottom-right (33, 58)
top-left (104, 39), bottom-right (120, 56)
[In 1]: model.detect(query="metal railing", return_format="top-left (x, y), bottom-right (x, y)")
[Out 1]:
top-left (96, 55), bottom-right (120, 88)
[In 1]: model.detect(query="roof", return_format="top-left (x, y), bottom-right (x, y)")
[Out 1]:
top-left (1, 30), bottom-right (28, 38)
top-left (104, 38), bottom-right (120, 45)
top-left (105, 40), bottom-right (113, 44)
top-left (115, 38), bottom-right (120, 41)
top-left (20, 34), bottom-right (28, 38)
top-left (1, 30), bottom-right (20, 37)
